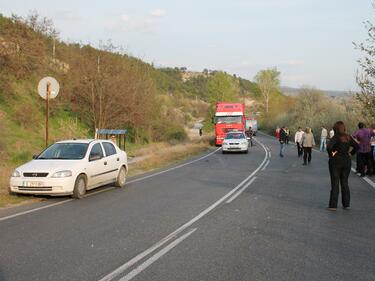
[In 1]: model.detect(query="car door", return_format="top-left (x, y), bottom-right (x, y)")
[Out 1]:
top-left (102, 141), bottom-right (119, 182)
top-left (86, 142), bottom-right (106, 189)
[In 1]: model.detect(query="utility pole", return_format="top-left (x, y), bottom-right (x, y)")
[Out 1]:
top-left (45, 82), bottom-right (51, 147)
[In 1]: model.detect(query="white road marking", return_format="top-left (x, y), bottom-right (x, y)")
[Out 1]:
top-left (261, 160), bottom-right (270, 171)
top-left (0, 148), bottom-right (221, 222)
top-left (118, 228), bottom-right (197, 281)
top-left (226, 177), bottom-right (257, 204)
top-left (99, 139), bottom-right (269, 281)
top-left (351, 168), bottom-right (356, 173)
top-left (363, 177), bottom-right (375, 189)
top-left (0, 199), bottom-right (74, 222)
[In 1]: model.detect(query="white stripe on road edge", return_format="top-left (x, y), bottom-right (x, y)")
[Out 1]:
top-left (351, 168), bottom-right (375, 189)
top-left (363, 177), bottom-right (375, 189)
top-left (99, 140), bottom-right (268, 281)
top-left (127, 147), bottom-right (221, 185)
top-left (261, 160), bottom-right (270, 171)
top-left (119, 228), bottom-right (197, 281)
top-left (0, 148), bottom-right (221, 223)
top-left (226, 177), bottom-right (257, 204)
top-left (0, 199), bottom-right (74, 222)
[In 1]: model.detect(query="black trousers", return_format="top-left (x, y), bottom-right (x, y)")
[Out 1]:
top-left (358, 152), bottom-right (371, 176)
top-left (303, 147), bottom-right (312, 163)
top-left (296, 142), bottom-right (303, 157)
top-left (329, 158), bottom-right (351, 208)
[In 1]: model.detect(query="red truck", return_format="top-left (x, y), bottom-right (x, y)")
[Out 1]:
top-left (214, 102), bottom-right (246, 145)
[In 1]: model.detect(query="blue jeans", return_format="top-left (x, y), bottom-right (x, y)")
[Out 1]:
top-left (280, 142), bottom-right (285, 156)
top-left (320, 138), bottom-right (327, 151)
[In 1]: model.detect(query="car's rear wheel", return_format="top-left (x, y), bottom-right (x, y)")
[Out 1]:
top-left (73, 174), bottom-right (86, 199)
top-left (115, 166), bottom-right (127, 188)
top-left (245, 149), bottom-right (249, 154)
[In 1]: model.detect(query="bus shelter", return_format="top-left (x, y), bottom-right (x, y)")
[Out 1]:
top-left (95, 129), bottom-right (127, 151)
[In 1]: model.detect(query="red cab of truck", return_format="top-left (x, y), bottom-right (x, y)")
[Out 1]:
top-left (214, 102), bottom-right (245, 145)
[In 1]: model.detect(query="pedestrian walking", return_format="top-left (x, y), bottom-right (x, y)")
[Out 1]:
top-left (327, 121), bottom-right (359, 211)
top-left (301, 127), bottom-right (315, 165)
top-left (285, 127), bottom-right (290, 144)
top-left (279, 126), bottom-right (287, 157)
top-left (352, 122), bottom-right (375, 177)
top-left (320, 126), bottom-right (328, 151)
top-left (294, 127), bottom-right (304, 157)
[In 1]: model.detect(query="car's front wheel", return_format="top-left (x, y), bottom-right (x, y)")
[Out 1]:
top-left (115, 166), bottom-right (127, 188)
top-left (73, 174), bottom-right (86, 199)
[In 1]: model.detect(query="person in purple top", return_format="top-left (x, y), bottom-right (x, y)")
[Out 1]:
top-left (352, 122), bottom-right (375, 177)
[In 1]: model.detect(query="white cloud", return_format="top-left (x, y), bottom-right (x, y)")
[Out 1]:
top-left (150, 9), bottom-right (166, 17)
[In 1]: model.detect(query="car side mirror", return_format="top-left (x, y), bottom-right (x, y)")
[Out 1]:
top-left (89, 154), bottom-right (102, 161)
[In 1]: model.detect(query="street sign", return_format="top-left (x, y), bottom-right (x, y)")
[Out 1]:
top-left (37, 76), bottom-right (60, 147)
top-left (38, 76), bottom-right (59, 100)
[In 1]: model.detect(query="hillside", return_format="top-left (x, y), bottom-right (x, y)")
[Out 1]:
top-left (0, 13), bottom-right (265, 204)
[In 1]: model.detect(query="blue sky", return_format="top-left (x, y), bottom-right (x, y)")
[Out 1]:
top-left (0, 0), bottom-right (373, 91)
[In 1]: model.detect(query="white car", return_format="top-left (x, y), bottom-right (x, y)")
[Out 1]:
top-left (9, 139), bottom-right (128, 198)
top-left (222, 132), bottom-right (249, 153)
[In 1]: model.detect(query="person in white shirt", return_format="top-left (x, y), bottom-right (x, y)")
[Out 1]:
top-left (320, 126), bottom-right (328, 151)
top-left (294, 127), bottom-right (304, 157)
top-left (329, 128), bottom-right (335, 139)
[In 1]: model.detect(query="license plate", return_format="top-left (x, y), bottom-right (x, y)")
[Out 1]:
top-left (22, 181), bottom-right (44, 187)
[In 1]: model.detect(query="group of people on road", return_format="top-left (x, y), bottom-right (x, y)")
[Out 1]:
top-left (277, 126), bottom-right (315, 165)
top-left (275, 122), bottom-right (375, 211)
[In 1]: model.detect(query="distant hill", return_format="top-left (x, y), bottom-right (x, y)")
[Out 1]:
top-left (281, 86), bottom-right (351, 98)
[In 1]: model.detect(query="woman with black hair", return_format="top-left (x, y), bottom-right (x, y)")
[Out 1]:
top-left (327, 121), bottom-right (359, 211)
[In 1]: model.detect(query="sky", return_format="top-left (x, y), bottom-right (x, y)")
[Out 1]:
top-left (0, 0), bottom-right (373, 91)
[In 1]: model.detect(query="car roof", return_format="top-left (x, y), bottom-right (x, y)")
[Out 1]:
top-left (56, 139), bottom-right (96, 144)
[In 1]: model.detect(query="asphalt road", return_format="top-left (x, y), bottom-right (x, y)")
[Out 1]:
top-left (1, 134), bottom-right (375, 281)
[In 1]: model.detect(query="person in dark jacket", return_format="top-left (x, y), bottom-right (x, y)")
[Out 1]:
top-left (327, 121), bottom-right (359, 211)
top-left (279, 126), bottom-right (287, 157)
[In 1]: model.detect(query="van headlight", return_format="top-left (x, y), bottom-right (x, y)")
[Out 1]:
top-left (52, 170), bottom-right (72, 178)
top-left (12, 170), bottom-right (21, 177)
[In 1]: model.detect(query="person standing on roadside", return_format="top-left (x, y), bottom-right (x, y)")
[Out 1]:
top-left (301, 127), bottom-right (315, 165)
top-left (329, 127), bottom-right (335, 139)
top-left (279, 126), bottom-right (287, 157)
top-left (370, 124), bottom-right (375, 176)
top-left (294, 127), bottom-right (304, 157)
top-left (327, 121), bottom-right (359, 211)
top-left (352, 122), bottom-right (375, 177)
top-left (276, 126), bottom-right (280, 140)
top-left (285, 127), bottom-right (290, 144)
top-left (320, 126), bottom-right (328, 152)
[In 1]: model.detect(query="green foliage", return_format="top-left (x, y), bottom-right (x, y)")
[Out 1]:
top-left (207, 72), bottom-right (240, 104)
top-left (254, 68), bottom-right (281, 113)
top-left (354, 17), bottom-right (375, 124)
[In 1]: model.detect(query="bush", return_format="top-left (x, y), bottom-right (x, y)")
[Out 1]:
top-left (165, 124), bottom-right (187, 142)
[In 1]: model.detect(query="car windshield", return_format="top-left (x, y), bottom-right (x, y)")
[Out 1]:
top-left (37, 143), bottom-right (89, 160)
top-left (225, 133), bottom-right (245, 139)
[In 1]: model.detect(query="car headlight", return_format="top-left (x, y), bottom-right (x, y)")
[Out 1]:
top-left (12, 170), bottom-right (21, 177)
top-left (52, 170), bottom-right (72, 178)
top-left (223, 141), bottom-right (229, 145)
